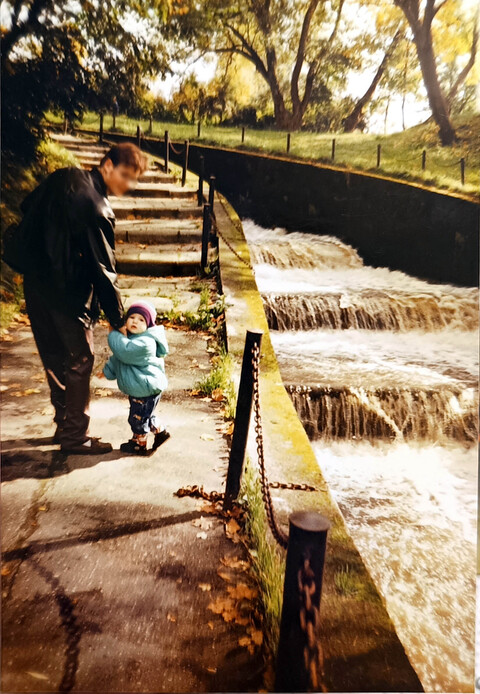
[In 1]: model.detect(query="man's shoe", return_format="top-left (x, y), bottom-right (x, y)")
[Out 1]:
top-left (152, 430), bottom-right (171, 451)
top-left (120, 439), bottom-right (149, 456)
top-left (61, 437), bottom-right (113, 455)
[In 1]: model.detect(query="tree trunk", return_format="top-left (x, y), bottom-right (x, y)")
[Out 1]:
top-left (343, 29), bottom-right (402, 133)
top-left (413, 27), bottom-right (456, 145)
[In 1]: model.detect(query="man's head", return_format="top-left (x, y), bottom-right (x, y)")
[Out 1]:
top-left (98, 143), bottom-right (148, 196)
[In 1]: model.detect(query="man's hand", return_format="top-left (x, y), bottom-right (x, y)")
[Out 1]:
top-left (109, 324), bottom-right (127, 335)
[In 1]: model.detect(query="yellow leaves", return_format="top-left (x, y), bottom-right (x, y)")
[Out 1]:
top-left (1, 565), bottom-right (12, 576)
top-left (10, 388), bottom-right (41, 397)
top-left (217, 420), bottom-right (234, 435)
top-left (198, 583), bottom-right (212, 592)
top-left (221, 555), bottom-right (249, 572)
top-left (225, 518), bottom-right (241, 543)
top-left (226, 583), bottom-right (258, 601)
top-left (94, 388), bottom-right (113, 397)
top-left (238, 626), bottom-right (264, 654)
top-left (211, 388), bottom-right (224, 402)
top-left (199, 433), bottom-right (215, 441)
top-left (13, 274), bottom-right (22, 286)
top-left (166, 613), bottom-right (177, 623)
top-left (207, 596), bottom-right (238, 622)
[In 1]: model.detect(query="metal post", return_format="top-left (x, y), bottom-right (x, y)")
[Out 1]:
top-left (197, 155), bottom-right (205, 206)
top-left (148, 115), bottom-right (153, 134)
top-left (182, 140), bottom-right (190, 187)
top-left (275, 512), bottom-right (331, 692)
top-left (331, 138), bottom-right (335, 161)
top-left (201, 203), bottom-right (211, 269)
top-left (208, 175), bottom-right (216, 210)
top-left (286, 133), bottom-right (291, 153)
top-left (63, 115), bottom-right (68, 135)
top-left (164, 130), bottom-right (169, 173)
top-left (197, 121), bottom-right (201, 138)
top-left (377, 143), bottom-right (381, 168)
top-left (99, 113), bottom-right (104, 144)
top-left (422, 149), bottom-right (426, 171)
top-left (224, 330), bottom-right (263, 510)
top-left (460, 157), bottom-right (465, 185)
top-left (136, 124), bottom-right (141, 148)
top-left (113, 114), bottom-right (116, 130)
top-left (241, 126), bottom-right (245, 143)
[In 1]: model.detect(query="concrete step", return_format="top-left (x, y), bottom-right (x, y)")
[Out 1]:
top-left (116, 242), bottom-right (201, 276)
top-left (111, 198), bottom-right (203, 220)
top-left (127, 183), bottom-right (197, 200)
top-left (117, 275), bottom-right (201, 314)
top-left (115, 219), bottom-right (202, 244)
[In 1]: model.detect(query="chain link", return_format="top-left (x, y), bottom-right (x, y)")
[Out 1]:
top-left (216, 225), bottom-right (254, 270)
top-left (251, 342), bottom-right (289, 549)
top-left (298, 555), bottom-right (327, 692)
top-left (169, 140), bottom-right (186, 156)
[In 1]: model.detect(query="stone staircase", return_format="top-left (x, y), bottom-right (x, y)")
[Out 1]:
top-left (52, 134), bottom-right (204, 278)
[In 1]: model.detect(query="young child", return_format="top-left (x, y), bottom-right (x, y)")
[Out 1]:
top-left (103, 300), bottom-right (170, 455)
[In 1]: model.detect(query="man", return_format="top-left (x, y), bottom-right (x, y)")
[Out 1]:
top-left (20, 142), bottom-right (147, 454)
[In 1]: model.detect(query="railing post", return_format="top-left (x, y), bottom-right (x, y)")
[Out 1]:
top-left (99, 113), bottom-right (104, 144)
top-left (182, 140), bottom-right (190, 187)
top-left (136, 124), bottom-right (141, 148)
top-left (224, 330), bottom-right (263, 510)
top-left (63, 114), bottom-right (68, 135)
top-left (422, 149), bottom-right (426, 171)
top-left (376, 143), bottom-right (381, 168)
top-left (208, 175), bottom-right (216, 210)
top-left (197, 121), bottom-right (201, 138)
top-left (113, 114), bottom-right (116, 130)
top-left (197, 155), bottom-right (205, 206)
top-left (286, 133), bottom-right (291, 152)
top-left (201, 203), bottom-right (211, 270)
top-left (460, 157), bottom-right (465, 185)
top-left (275, 512), bottom-right (331, 692)
top-left (164, 130), bottom-right (169, 173)
top-left (241, 126), bottom-right (245, 143)
top-left (331, 138), bottom-right (335, 161)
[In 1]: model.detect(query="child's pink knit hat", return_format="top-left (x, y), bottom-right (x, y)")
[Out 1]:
top-left (126, 300), bottom-right (156, 328)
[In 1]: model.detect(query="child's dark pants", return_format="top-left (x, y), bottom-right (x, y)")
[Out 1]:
top-left (128, 394), bottom-right (162, 435)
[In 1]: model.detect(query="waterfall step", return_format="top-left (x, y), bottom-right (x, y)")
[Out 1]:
top-left (286, 384), bottom-right (478, 443)
top-left (262, 291), bottom-right (479, 332)
top-left (116, 242), bottom-right (200, 276)
top-left (110, 198), bottom-right (202, 220)
top-left (115, 219), bottom-right (202, 244)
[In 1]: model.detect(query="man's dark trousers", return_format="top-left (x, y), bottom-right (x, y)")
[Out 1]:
top-left (24, 278), bottom-right (94, 448)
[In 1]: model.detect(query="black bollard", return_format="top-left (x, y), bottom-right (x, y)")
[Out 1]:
top-left (241, 125), bottom-right (245, 143)
top-left (422, 149), bottom-right (426, 171)
top-left (201, 203), bottom-right (211, 269)
top-left (377, 143), bottom-right (381, 168)
top-left (208, 175), bottom-right (216, 210)
top-left (331, 138), bottom-right (335, 161)
top-left (99, 113), bottom-right (104, 144)
top-left (460, 157), bottom-right (465, 186)
top-left (286, 133), bottom-right (291, 152)
top-left (136, 124), bottom-right (141, 148)
top-left (197, 155), bottom-right (205, 206)
top-left (164, 130), bottom-right (169, 173)
top-left (197, 121), bottom-right (201, 138)
top-left (275, 511), bottom-right (331, 692)
top-left (224, 330), bottom-right (263, 510)
top-left (182, 140), bottom-right (189, 187)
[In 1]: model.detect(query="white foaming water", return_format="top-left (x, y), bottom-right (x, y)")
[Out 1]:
top-left (271, 328), bottom-right (478, 388)
top-left (242, 218), bottom-right (478, 691)
top-left (314, 440), bottom-right (477, 692)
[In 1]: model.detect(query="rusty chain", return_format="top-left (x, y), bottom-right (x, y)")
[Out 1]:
top-left (169, 140), bottom-right (186, 156)
top-left (251, 342), bottom-right (289, 549)
top-left (298, 555), bottom-right (327, 692)
top-left (216, 225), bottom-right (254, 270)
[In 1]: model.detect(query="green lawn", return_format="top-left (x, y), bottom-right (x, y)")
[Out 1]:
top-left (47, 110), bottom-right (479, 199)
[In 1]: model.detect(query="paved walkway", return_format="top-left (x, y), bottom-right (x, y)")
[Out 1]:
top-left (1, 136), bottom-right (264, 692)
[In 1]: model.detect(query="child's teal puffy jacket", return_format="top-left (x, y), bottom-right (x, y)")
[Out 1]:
top-left (103, 326), bottom-right (168, 397)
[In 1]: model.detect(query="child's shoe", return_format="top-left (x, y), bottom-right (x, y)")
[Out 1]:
top-left (120, 437), bottom-right (148, 456)
top-left (152, 429), bottom-right (171, 451)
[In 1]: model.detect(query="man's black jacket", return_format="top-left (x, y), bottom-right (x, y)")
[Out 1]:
top-left (20, 166), bottom-right (124, 330)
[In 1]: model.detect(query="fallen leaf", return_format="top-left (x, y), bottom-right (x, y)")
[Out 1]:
top-left (196, 531), bottom-right (208, 540)
top-left (190, 389), bottom-right (202, 396)
top-left (225, 518), bottom-right (241, 540)
top-left (167, 613), bottom-right (177, 623)
top-left (249, 628), bottom-right (264, 645)
top-left (198, 583), bottom-right (212, 592)
top-left (94, 388), bottom-right (113, 397)
top-left (199, 502), bottom-right (219, 515)
top-left (192, 517), bottom-right (213, 530)
top-left (1, 566), bottom-right (11, 576)
top-left (217, 569), bottom-right (235, 583)
top-left (227, 583), bottom-right (258, 601)
top-left (206, 667), bottom-right (217, 674)
top-left (26, 672), bottom-right (49, 681)
top-left (11, 388), bottom-right (41, 397)
top-left (207, 621), bottom-right (214, 630)
top-left (211, 388), bottom-right (224, 402)
top-left (38, 505), bottom-right (48, 512)
top-left (200, 433), bottom-right (215, 441)
top-left (221, 556), bottom-right (249, 571)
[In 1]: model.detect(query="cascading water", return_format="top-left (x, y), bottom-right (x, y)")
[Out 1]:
top-left (242, 218), bottom-right (478, 693)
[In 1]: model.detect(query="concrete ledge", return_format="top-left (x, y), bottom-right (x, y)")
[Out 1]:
top-left (215, 193), bottom-right (424, 692)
